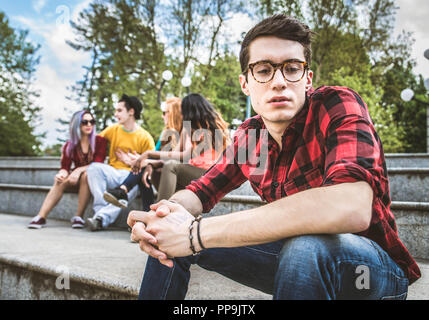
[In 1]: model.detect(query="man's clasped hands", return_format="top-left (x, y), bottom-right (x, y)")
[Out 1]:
top-left (127, 200), bottom-right (201, 268)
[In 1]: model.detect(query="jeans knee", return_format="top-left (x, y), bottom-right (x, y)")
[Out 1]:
top-left (279, 235), bottom-right (332, 265)
top-left (87, 162), bottom-right (104, 177)
top-left (274, 235), bottom-right (338, 299)
top-left (276, 235), bottom-right (337, 282)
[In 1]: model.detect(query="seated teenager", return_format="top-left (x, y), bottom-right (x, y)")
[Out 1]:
top-left (103, 97), bottom-right (182, 208)
top-left (104, 94), bottom-right (230, 207)
top-left (129, 14), bottom-right (421, 300)
top-left (28, 110), bottom-right (107, 229)
top-left (86, 94), bottom-right (155, 231)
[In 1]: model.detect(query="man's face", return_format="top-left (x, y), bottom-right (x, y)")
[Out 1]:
top-left (239, 36), bottom-right (313, 129)
top-left (114, 101), bottom-right (134, 124)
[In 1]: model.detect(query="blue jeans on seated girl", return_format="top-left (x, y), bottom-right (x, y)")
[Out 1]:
top-left (139, 233), bottom-right (409, 300)
top-left (122, 171), bottom-right (154, 211)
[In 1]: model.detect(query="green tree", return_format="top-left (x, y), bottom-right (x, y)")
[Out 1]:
top-left (381, 61), bottom-right (428, 152)
top-left (0, 11), bottom-right (42, 156)
top-left (68, 0), bottom-right (167, 137)
top-left (68, 0), bottom-right (248, 140)
top-left (252, 0), bottom-right (426, 152)
top-left (192, 52), bottom-right (246, 123)
top-left (329, 65), bottom-right (406, 152)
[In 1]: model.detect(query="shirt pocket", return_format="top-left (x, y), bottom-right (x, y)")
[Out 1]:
top-left (283, 167), bottom-right (324, 197)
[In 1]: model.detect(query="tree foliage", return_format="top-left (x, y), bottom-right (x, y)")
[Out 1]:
top-left (67, 0), bottom-right (246, 142)
top-left (254, 0), bottom-right (428, 152)
top-left (66, 0), bottom-right (428, 152)
top-left (0, 11), bottom-right (42, 156)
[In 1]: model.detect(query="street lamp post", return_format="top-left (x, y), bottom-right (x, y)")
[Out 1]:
top-left (425, 48), bottom-right (429, 153)
top-left (181, 76), bottom-right (192, 95)
top-left (157, 70), bottom-right (173, 106)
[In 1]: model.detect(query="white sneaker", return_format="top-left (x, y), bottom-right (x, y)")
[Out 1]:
top-left (28, 216), bottom-right (46, 229)
top-left (71, 216), bottom-right (85, 229)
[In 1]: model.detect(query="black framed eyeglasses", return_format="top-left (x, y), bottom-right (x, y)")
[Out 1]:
top-left (81, 119), bottom-right (96, 126)
top-left (246, 59), bottom-right (308, 83)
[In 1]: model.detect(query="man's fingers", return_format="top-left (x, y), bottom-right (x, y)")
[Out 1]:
top-left (132, 223), bottom-right (169, 260)
top-left (142, 171), bottom-right (151, 188)
top-left (131, 221), bottom-right (157, 243)
top-left (159, 258), bottom-right (174, 268)
top-left (156, 204), bottom-right (171, 217)
top-left (138, 240), bottom-right (168, 260)
top-left (127, 210), bottom-right (150, 228)
top-left (148, 201), bottom-right (170, 217)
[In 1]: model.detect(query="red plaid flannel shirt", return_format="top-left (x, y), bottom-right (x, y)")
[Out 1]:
top-left (186, 85), bottom-right (421, 284)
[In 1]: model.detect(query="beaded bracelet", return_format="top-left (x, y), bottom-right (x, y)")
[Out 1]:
top-left (189, 215), bottom-right (203, 255)
top-left (197, 217), bottom-right (206, 251)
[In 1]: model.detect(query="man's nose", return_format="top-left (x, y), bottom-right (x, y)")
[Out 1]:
top-left (271, 68), bottom-right (287, 90)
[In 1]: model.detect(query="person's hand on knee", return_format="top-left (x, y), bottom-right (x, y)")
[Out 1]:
top-left (128, 210), bottom-right (173, 268)
top-left (55, 169), bottom-right (68, 184)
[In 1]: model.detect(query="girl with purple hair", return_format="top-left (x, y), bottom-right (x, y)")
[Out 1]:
top-left (28, 110), bottom-right (107, 229)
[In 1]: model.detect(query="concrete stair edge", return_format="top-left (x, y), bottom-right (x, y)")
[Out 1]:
top-left (0, 214), bottom-right (427, 300)
top-left (2, 182), bottom-right (429, 211)
top-left (0, 254), bottom-right (138, 297)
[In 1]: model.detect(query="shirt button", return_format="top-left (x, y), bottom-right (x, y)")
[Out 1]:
top-left (272, 182), bottom-right (279, 188)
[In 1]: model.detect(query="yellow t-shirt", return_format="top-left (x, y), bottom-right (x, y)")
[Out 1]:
top-left (99, 124), bottom-right (155, 170)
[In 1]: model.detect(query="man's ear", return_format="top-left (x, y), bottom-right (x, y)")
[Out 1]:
top-left (305, 70), bottom-right (313, 92)
top-left (239, 74), bottom-right (250, 96)
top-left (128, 107), bottom-right (135, 118)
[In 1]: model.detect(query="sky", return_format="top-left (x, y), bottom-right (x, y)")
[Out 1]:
top-left (0, 0), bottom-right (428, 148)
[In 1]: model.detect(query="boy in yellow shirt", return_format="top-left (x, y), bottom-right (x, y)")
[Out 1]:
top-left (86, 94), bottom-right (155, 231)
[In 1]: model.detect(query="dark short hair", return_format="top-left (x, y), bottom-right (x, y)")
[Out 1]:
top-left (119, 94), bottom-right (142, 120)
top-left (239, 14), bottom-right (314, 74)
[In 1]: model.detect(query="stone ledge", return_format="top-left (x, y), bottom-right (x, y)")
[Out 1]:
top-left (388, 168), bottom-right (429, 174)
top-left (2, 183), bottom-right (429, 211)
top-left (0, 214), bottom-right (271, 300)
top-left (0, 214), bottom-right (427, 300)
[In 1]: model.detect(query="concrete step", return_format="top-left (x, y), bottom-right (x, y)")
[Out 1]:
top-left (0, 214), bottom-right (271, 300)
top-left (384, 153), bottom-right (429, 168)
top-left (2, 153), bottom-right (428, 168)
top-left (0, 156), bottom-right (61, 166)
top-left (0, 214), bottom-right (427, 300)
top-left (388, 168), bottom-right (429, 202)
top-left (0, 165), bottom-right (257, 196)
top-left (2, 165), bottom-right (429, 202)
top-left (1, 183), bottom-right (428, 261)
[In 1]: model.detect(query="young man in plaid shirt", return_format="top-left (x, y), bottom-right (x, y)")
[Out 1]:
top-left (128, 14), bottom-right (421, 299)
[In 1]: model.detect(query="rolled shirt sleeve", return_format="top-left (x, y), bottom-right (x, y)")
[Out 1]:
top-left (318, 87), bottom-right (387, 200)
top-left (186, 135), bottom-right (247, 213)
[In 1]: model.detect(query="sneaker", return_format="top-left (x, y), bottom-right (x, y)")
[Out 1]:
top-left (28, 216), bottom-right (46, 229)
top-left (87, 216), bottom-right (103, 232)
top-left (71, 216), bottom-right (85, 229)
top-left (103, 187), bottom-right (128, 208)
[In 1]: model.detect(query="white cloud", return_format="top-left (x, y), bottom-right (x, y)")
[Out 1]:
top-left (394, 0), bottom-right (429, 79)
top-left (32, 65), bottom-right (79, 146)
top-left (32, 0), bottom-right (47, 13)
top-left (13, 0), bottom-right (93, 146)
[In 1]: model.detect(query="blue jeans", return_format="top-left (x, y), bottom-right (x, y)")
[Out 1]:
top-left (87, 163), bottom-right (139, 228)
top-left (139, 234), bottom-right (409, 300)
top-left (122, 171), bottom-right (154, 211)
